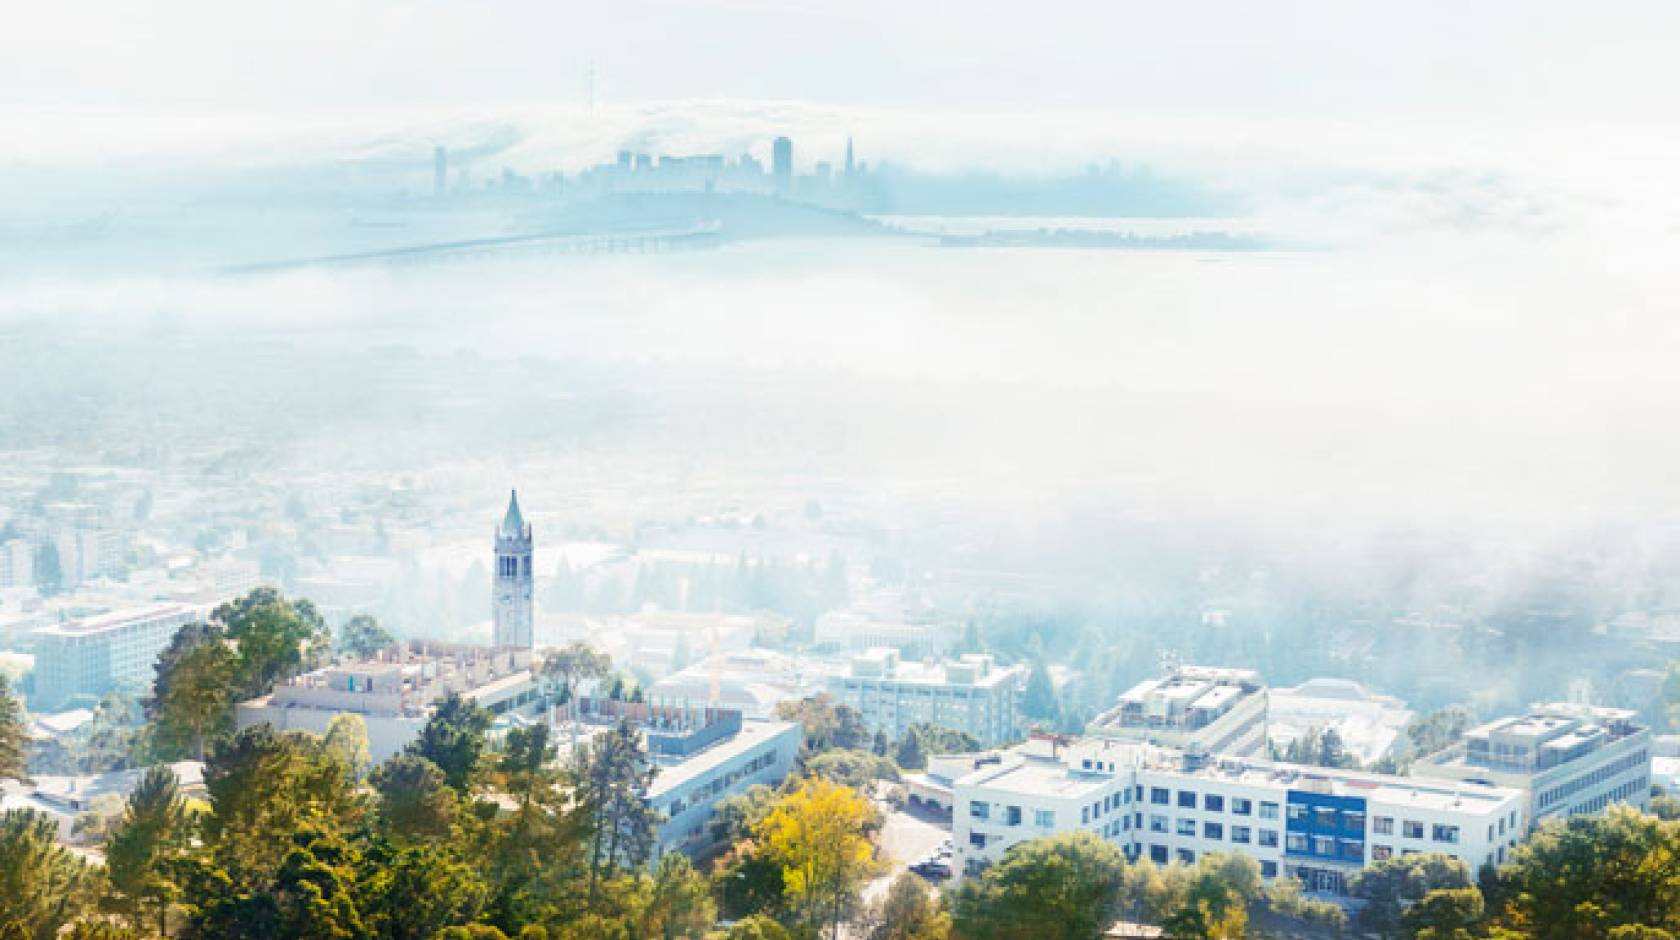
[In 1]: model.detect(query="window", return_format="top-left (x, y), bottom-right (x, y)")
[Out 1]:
top-left (1372, 844), bottom-right (1393, 861)
top-left (969, 832), bottom-right (987, 848)
top-left (1178, 790), bottom-right (1197, 809)
top-left (1150, 815), bottom-right (1169, 833)
top-left (1005, 806), bottom-right (1022, 827)
top-left (1286, 833), bottom-right (1308, 852)
top-left (1035, 809), bottom-right (1055, 828)
top-left (1403, 820), bottom-right (1425, 839)
top-left (1287, 804), bottom-right (1309, 822)
top-left (1261, 861), bottom-right (1278, 878)
top-left (1313, 807), bottom-right (1337, 828)
top-left (1373, 816), bottom-right (1394, 835)
top-left (1232, 797), bottom-right (1253, 816)
top-left (1204, 822), bottom-right (1223, 840)
top-left (1432, 824), bottom-right (1460, 844)
top-left (1312, 836), bottom-right (1335, 855)
top-left (969, 801), bottom-right (990, 821)
top-left (1258, 830), bottom-right (1278, 848)
top-left (1177, 849), bottom-right (1195, 864)
top-left (1177, 818), bottom-right (1197, 836)
top-left (1152, 788), bottom-right (1170, 805)
top-left (1259, 802), bottom-right (1280, 820)
top-left (1081, 807), bottom-right (1089, 824)
top-left (1204, 794), bottom-right (1225, 812)
top-left (1231, 826), bottom-right (1252, 844)
top-left (1345, 811), bottom-right (1365, 830)
top-left (1150, 845), bottom-right (1168, 864)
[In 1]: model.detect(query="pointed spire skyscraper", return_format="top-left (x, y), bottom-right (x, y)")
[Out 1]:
top-left (493, 489), bottom-right (534, 648)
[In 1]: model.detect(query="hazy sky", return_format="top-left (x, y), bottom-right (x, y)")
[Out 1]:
top-left (7, 1), bottom-right (1680, 122)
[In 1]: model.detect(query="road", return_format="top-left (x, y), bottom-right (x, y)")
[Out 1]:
top-left (864, 798), bottom-right (951, 904)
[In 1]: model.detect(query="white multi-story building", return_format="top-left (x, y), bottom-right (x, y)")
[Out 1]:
top-left (1088, 665), bottom-right (1269, 757)
top-left (31, 602), bottom-right (203, 710)
top-left (1411, 703), bottom-right (1651, 824)
top-left (954, 736), bottom-right (1526, 896)
top-left (829, 648), bottom-right (1025, 746)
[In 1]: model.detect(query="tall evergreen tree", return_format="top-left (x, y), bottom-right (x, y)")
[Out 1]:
top-left (574, 720), bottom-right (657, 905)
top-left (0, 675), bottom-right (29, 785)
top-left (405, 693), bottom-right (492, 794)
top-left (105, 766), bottom-right (189, 935)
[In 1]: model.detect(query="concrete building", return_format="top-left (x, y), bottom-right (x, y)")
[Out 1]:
top-left (1268, 678), bottom-right (1414, 767)
top-left (493, 491), bottom-right (534, 649)
top-left (31, 603), bottom-right (203, 710)
top-left (645, 712), bottom-right (801, 859)
top-left (555, 697), bottom-right (801, 860)
top-left (1412, 703), bottom-right (1651, 823)
top-left (954, 736), bottom-right (1526, 896)
top-left (1088, 665), bottom-right (1269, 757)
top-left (237, 642), bottom-right (541, 762)
top-left (648, 649), bottom-right (834, 719)
top-left (829, 648), bottom-right (1025, 746)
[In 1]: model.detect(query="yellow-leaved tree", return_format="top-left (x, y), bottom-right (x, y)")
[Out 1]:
top-left (753, 776), bottom-right (882, 939)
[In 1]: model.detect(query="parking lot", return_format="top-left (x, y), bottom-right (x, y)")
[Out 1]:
top-left (864, 798), bottom-right (952, 904)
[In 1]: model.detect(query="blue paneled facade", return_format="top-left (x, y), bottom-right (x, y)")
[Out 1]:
top-left (1284, 789), bottom-right (1367, 864)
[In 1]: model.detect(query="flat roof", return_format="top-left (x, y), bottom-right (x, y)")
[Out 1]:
top-left (36, 603), bottom-right (194, 638)
top-left (647, 719), bottom-right (799, 798)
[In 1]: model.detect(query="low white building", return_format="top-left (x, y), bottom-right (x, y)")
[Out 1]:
top-left (829, 648), bottom-right (1025, 746)
top-left (954, 736), bottom-right (1526, 896)
top-left (1411, 702), bottom-right (1651, 824)
top-left (1088, 665), bottom-right (1269, 757)
top-left (237, 643), bottom-right (542, 762)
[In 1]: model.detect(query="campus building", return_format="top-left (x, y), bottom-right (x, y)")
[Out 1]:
top-left (559, 697), bottom-right (801, 860)
top-left (237, 642), bottom-right (542, 762)
top-left (1411, 703), bottom-right (1651, 823)
top-left (1087, 665), bottom-right (1269, 757)
top-left (829, 648), bottom-right (1025, 746)
top-left (953, 736), bottom-right (1526, 896)
top-left (31, 602), bottom-right (203, 710)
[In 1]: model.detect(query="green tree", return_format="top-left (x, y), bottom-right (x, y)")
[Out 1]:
top-left (339, 615), bottom-right (396, 659)
top-left (948, 832), bottom-right (1126, 940)
top-left (200, 726), bottom-right (363, 889)
top-left (323, 714), bottom-right (373, 781)
top-left (406, 692), bottom-right (493, 794)
top-left (721, 916), bottom-right (791, 940)
top-left (81, 693), bottom-right (142, 774)
top-left (1404, 887), bottom-right (1483, 940)
top-left (774, 694), bottom-right (870, 753)
top-left (370, 754), bottom-right (458, 841)
top-left (105, 766), bottom-right (190, 935)
top-left (1350, 852), bottom-right (1471, 938)
top-left (1406, 706), bottom-right (1474, 758)
top-left (146, 634), bottom-right (237, 761)
top-left (895, 725), bottom-right (981, 771)
top-left (637, 854), bottom-right (714, 940)
top-left (216, 588), bottom-right (331, 699)
top-left (1021, 660), bottom-right (1058, 724)
top-left (1489, 806), bottom-right (1680, 939)
top-left (868, 872), bottom-right (950, 940)
top-left (0, 809), bottom-right (94, 940)
top-left (358, 840), bottom-right (490, 940)
top-left (0, 675), bottom-right (29, 784)
top-left (575, 720), bottom-right (658, 904)
top-left (805, 749), bottom-right (899, 789)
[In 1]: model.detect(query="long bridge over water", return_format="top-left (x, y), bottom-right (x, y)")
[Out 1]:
top-left (223, 221), bottom-right (723, 274)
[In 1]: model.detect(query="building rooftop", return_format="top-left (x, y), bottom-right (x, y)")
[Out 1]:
top-left (1419, 703), bottom-right (1647, 776)
top-left (962, 736), bottom-right (1521, 814)
top-left (646, 719), bottom-right (799, 798)
top-left (1089, 665), bottom-right (1265, 735)
top-left (34, 602), bottom-right (196, 638)
top-left (843, 648), bottom-right (1022, 689)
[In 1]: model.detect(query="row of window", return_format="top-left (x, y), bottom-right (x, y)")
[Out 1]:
top-left (1147, 787), bottom-right (1276, 819)
top-left (1371, 816), bottom-right (1460, 844)
top-left (1286, 803), bottom-right (1365, 831)
top-left (1537, 751), bottom-right (1650, 810)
